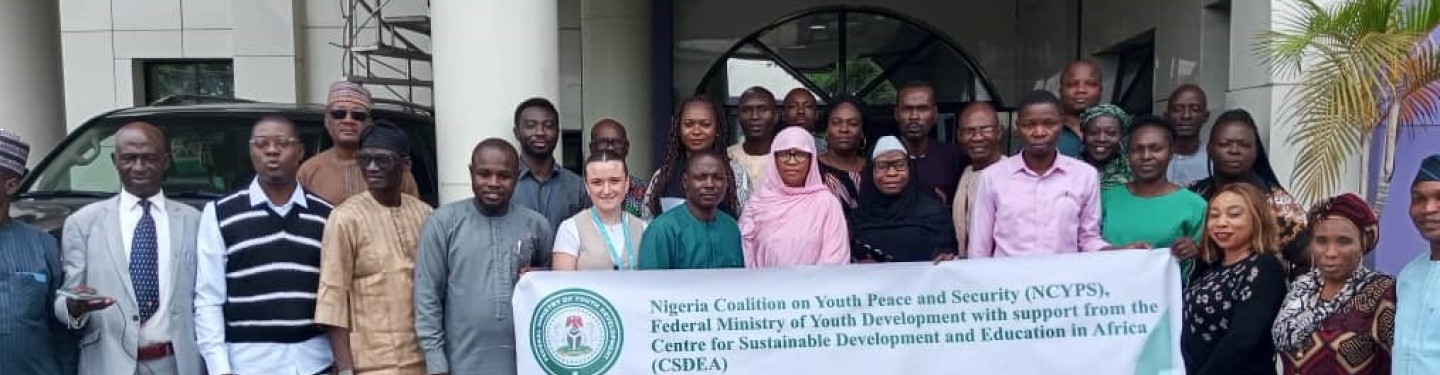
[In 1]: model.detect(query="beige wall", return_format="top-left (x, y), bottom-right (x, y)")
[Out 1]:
top-left (60, 0), bottom-right (240, 129)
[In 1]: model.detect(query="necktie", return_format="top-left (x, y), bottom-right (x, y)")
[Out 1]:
top-left (130, 199), bottom-right (160, 323)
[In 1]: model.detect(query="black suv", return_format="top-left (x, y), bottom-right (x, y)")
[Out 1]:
top-left (9, 99), bottom-right (439, 238)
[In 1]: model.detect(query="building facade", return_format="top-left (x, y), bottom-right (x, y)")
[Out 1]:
top-left (7, 0), bottom-right (1362, 204)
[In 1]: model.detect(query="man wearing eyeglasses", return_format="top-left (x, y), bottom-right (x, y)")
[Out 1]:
top-left (950, 102), bottom-right (1006, 259)
top-left (298, 81), bottom-right (419, 205)
top-left (315, 121), bottom-right (431, 375)
top-left (194, 116), bottom-right (336, 375)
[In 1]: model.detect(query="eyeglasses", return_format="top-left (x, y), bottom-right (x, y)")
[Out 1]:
top-left (249, 137), bottom-right (300, 149)
top-left (357, 153), bottom-right (404, 168)
top-left (591, 138), bottom-right (629, 148)
top-left (775, 150), bottom-right (812, 163)
top-left (962, 124), bottom-right (999, 138)
top-left (115, 153), bottom-right (166, 166)
top-left (874, 161), bottom-right (909, 172)
top-left (329, 109), bottom-right (370, 121)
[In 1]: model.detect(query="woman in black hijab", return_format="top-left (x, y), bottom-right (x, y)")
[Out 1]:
top-left (848, 135), bottom-right (957, 263)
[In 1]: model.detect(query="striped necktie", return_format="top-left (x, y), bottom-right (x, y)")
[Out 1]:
top-left (130, 199), bottom-right (160, 322)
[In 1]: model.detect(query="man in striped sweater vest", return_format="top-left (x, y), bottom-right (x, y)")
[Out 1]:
top-left (193, 116), bottom-right (335, 375)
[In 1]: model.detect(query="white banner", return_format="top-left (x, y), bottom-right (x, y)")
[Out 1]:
top-left (514, 250), bottom-right (1184, 375)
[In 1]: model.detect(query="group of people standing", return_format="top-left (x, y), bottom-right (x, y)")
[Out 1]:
top-left (0, 60), bottom-right (1437, 375)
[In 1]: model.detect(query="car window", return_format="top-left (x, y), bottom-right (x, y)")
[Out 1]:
top-left (29, 116), bottom-right (328, 195)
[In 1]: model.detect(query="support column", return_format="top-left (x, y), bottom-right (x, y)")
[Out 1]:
top-left (432, 0), bottom-right (559, 203)
top-left (1226, 0), bottom-right (1358, 198)
top-left (0, 0), bottom-right (65, 165)
top-left (582, 0), bottom-right (653, 175)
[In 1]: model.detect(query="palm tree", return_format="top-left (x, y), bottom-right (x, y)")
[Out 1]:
top-left (1257, 0), bottom-right (1440, 207)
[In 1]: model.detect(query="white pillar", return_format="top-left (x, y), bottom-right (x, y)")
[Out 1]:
top-left (432, 0), bottom-right (559, 203)
top-left (1227, 0), bottom-right (1360, 202)
top-left (0, 0), bottom-right (65, 166)
top-left (582, 0), bottom-right (653, 174)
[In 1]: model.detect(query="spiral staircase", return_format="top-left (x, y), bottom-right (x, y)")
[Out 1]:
top-left (336, 0), bottom-right (431, 106)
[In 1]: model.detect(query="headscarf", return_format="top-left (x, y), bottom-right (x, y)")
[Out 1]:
top-left (1306, 193), bottom-right (1379, 252)
top-left (738, 127), bottom-right (850, 267)
top-left (1417, 153), bottom-right (1440, 185)
top-left (327, 81), bottom-right (373, 109)
top-left (870, 135), bottom-right (905, 160)
top-left (0, 129), bottom-right (30, 177)
top-left (359, 120), bottom-right (409, 155)
top-left (1079, 104), bottom-right (1133, 187)
top-left (1079, 104), bottom-right (1133, 131)
top-left (849, 136), bottom-right (956, 261)
top-left (1272, 193), bottom-right (1382, 354)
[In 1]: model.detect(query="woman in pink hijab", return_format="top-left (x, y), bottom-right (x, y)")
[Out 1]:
top-left (739, 126), bottom-right (851, 267)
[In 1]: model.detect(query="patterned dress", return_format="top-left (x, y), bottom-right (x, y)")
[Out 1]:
top-left (1182, 253), bottom-right (1288, 375)
top-left (1095, 156), bottom-right (1133, 189)
top-left (1278, 276), bottom-right (1396, 375)
top-left (817, 162), bottom-right (861, 211)
top-left (622, 175), bottom-right (650, 219)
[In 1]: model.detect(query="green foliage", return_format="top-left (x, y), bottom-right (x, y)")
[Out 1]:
top-left (1256, 0), bottom-right (1440, 202)
top-left (805, 58), bottom-right (896, 104)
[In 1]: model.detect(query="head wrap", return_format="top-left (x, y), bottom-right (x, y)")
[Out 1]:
top-left (738, 127), bottom-right (849, 266)
top-left (1307, 193), bottom-right (1379, 253)
top-left (1417, 154), bottom-right (1440, 185)
top-left (870, 136), bottom-right (906, 160)
top-left (1080, 104), bottom-right (1132, 131)
top-left (359, 120), bottom-right (409, 155)
top-left (327, 81), bottom-right (373, 109)
top-left (0, 129), bottom-right (31, 177)
top-left (1274, 192), bottom-right (1385, 355)
top-left (849, 135), bottom-right (957, 262)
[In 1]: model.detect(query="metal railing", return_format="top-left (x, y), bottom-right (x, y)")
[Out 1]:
top-left (335, 0), bottom-right (432, 103)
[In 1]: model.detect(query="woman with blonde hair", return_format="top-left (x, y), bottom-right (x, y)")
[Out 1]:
top-left (551, 151), bottom-right (648, 270)
top-left (1182, 183), bottom-right (1288, 375)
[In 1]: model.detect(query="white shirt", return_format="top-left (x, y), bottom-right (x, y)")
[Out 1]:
top-left (119, 190), bottom-right (173, 345)
top-left (194, 179), bottom-right (332, 375)
top-left (1167, 142), bottom-right (1210, 186)
top-left (553, 215), bottom-right (647, 266)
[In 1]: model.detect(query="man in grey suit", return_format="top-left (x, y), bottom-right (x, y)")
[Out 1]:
top-left (53, 122), bottom-right (203, 375)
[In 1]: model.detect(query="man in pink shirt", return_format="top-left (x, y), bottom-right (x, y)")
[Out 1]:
top-left (969, 90), bottom-right (1126, 258)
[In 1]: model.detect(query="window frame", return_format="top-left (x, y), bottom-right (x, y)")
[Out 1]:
top-left (141, 59), bottom-right (236, 104)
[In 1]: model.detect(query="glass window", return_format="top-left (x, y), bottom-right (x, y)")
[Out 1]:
top-left (696, 8), bottom-right (1000, 146)
top-left (143, 60), bottom-right (235, 104)
top-left (1103, 31), bottom-right (1156, 115)
top-left (28, 116), bottom-right (326, 196)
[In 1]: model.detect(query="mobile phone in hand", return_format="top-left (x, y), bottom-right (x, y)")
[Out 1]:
top-left (57, 289), bottom-right (108, 302)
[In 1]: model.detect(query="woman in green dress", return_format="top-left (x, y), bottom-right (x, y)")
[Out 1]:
top-left (1101, 115), bottom-right (1207, 279)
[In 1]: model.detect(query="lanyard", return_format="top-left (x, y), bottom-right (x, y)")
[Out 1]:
top-left (591, 210), bottom-right (633, 270)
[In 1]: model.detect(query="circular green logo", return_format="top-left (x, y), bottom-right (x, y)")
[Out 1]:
top-left (530, 288), bottom-right (624, 375)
